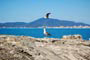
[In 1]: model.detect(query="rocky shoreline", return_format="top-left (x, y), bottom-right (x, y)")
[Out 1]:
top-left (0, 35), bottom-right (90, 60)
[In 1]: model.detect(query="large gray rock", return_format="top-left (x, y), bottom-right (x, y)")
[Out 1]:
top-left (0, 35), bottom-right (90, 60)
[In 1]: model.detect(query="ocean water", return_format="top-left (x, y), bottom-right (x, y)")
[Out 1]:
top-left (0, 28), bottom-right (90, 40)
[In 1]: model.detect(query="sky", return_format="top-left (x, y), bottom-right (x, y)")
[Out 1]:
top-left (0, 0), bottom-right (90, 24)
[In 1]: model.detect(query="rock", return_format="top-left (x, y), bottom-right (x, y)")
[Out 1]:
top-left (61, 34), bottom-right (83, 40)
top-left (0, 35), bottom-right (90, 60)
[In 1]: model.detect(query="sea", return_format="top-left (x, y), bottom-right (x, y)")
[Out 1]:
top-left (0, 28), bottom-right (90, 40)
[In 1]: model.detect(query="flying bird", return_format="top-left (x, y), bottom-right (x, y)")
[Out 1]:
top-left (45, 13), bottom-right (51, 19)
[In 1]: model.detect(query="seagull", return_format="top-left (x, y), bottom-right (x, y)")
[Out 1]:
top-left (43, 26), bottom-right (51, 36)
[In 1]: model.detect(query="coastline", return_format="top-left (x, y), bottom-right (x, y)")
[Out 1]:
top-left (0, 26), bottom-right (90, 29)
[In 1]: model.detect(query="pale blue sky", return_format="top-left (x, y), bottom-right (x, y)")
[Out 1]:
top-left (0, 0), bottom-right (90, 24)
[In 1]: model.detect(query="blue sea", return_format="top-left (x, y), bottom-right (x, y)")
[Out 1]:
top-left (0, 28), bottom-right (90, 40)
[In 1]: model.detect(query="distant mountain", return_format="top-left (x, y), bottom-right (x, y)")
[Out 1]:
top-left (0, 22), bottom-right (27, 27)
top-left (0, 18), bottom-right (90, 27)
top-left (26, 18), bottom-right (90, 27)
